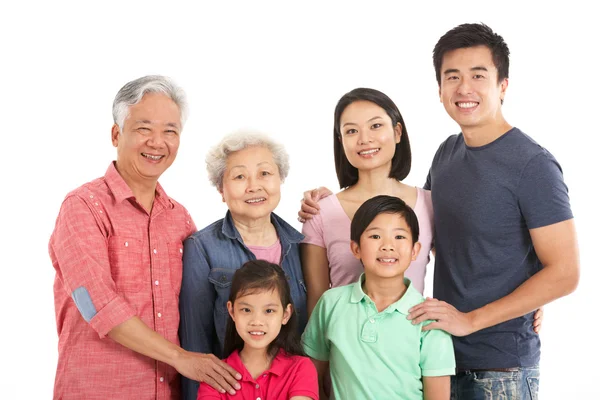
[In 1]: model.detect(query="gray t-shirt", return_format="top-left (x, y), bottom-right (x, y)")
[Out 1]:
top-left (424, 127), bottom-right (573, 369)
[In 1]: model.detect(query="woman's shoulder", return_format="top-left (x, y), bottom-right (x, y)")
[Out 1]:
top-left (187, 217), bottom-right (226, 241)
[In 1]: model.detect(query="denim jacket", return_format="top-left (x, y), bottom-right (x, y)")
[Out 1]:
top-left (179, 211), bottom-right (307, 400)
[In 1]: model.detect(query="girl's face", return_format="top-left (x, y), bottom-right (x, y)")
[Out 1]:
top-left (227, 289), bottom-right (292, 353)
top-left (339, 100), bottom-right (401, 174)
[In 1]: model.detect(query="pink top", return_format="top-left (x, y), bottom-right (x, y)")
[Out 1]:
top-left (301, 187), bottom-right (433, 294)
top-left (197, 349), bottom-right (318, 399)
top-left (247, 239), bottom-right (282, 265)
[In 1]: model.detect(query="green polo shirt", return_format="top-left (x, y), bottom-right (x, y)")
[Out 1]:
top-left (302, 275), bottom-right (455, 400)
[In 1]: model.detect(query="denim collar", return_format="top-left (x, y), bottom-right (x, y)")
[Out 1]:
top-left (221, 211), bottom-right (304, 246)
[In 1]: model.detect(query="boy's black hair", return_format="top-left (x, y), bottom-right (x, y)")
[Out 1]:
top-left (433, 22), bottom-right (510, 86)
top-left (223, 260), bottom-right (305, 359)
top-left (333, 88), bottom-right (411, 189)
top-left (350, 195), bottom-right (419, 244)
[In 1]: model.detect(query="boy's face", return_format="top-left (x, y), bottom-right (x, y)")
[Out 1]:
top-left (351, 213), bottom-right (421, 279)
top-left (438, 45), bottom-right (508, 132)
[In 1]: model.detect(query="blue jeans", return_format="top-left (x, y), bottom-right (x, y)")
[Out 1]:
top-left (451, 366), bottom-right (539, 400)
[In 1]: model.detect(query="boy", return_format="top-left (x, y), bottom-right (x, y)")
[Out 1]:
top-left (302, 195), bottom-right (455, 399)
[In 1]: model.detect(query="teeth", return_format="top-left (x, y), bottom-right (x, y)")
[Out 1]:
top-left (246, 198), bottom-right (266, 203)
top-left (359, 148), bottom-right (380, 155)
top-left (249, 331), bottom-right (266, 335)
top-left (378, 258), bottom-right (397, 263)
top-left (457, 102), bottom-right (478, 108)
top-left (142, 153), bottom-right (163, 160)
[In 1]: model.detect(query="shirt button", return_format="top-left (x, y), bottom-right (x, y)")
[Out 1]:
top-left (257, 398), bottom-right (261, 400)
top-left (155, 280), bottom-right (159, 286)
top-left (99, 210), bottom-right (103, 214)
top-left (159, 377), bottom-right (164, 382)
top-left (90, 195), bottom-right (94, 199)
top-left (153, 249), bottom-right (157, 254)
top-left (370, 318), bottom-right (375, 323)
top-left (157, 312), bottom-right (162, 318)
top-left (180, 248), bottom-right (183, 253)
top-left (256, 384), bottom-right (260, 389)
top-left (125, 242), bottom-right (129, 247)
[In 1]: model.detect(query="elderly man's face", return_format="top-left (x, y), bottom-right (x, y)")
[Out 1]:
top-left (111, 93), bottom-right (181, 184)
top-left (221, 146), bottom-right (282, 223)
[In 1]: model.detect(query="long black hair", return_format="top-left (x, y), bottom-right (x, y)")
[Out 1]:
top-left (223, 260), bottom-right (305, 359)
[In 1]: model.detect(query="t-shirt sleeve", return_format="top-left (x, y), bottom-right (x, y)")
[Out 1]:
top-left (517, 151), bottom-right (573, 229)
top-left (301, 205), bottom-right (326, 248)
top-left (301, 295), bottom-right (330, 361)
top-left (288, 357), bottom-right (319, 399)
top-left (420, 321), bottom-right (456, 377)
top-left (424, 169), bottom-right (432, 191)
top-left (196, 381), bottom-right (224, 399)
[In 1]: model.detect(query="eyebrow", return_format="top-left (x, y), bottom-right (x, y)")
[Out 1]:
top-left (238, 302), bottom-right (280, 307)
top-left (230, 161), bottom-right (273, 170)
top-left (443, 66), bottom-right (489, 75)
top-left (365, 227), bottom-right (409, 232)
top-left (342, 116), bottom-right (384, 128)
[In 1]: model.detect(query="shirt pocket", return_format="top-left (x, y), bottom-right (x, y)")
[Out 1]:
top-left (208, 268), bottom-right (235, 315)
top-left (108, 236), bottom-right (147, 293)
top-left (167, 241), bottom-right (184, 295)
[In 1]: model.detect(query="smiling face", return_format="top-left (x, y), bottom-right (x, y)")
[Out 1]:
top-left (351, 212), bottom-right (421, 280)
top-left (439, 45), bottom-right (508, 134)
top-left (227, 289), bottom-right (292, 353)
top-left (339, 100), bottom-right (401, 174)
top-left (220, 146), bottom-right (282, 223)
top-left (111, 92), bottom-right (181, 185)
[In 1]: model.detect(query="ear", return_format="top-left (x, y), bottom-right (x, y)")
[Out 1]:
top-left (227, 301), bottom-right (235, 321)
top-left (500, 78), bottom-right (509, 103)
top-left (218, 188), bottom-right (225, 203)
top-left (111, 124), bottom-right (120, 147)
top-left (282, 303), bottom-right (293, 325)
top-left (411, 241), bottom-right (422, 261)
top-left (350, 240), bottom-right (361, 260)
top-left (394, 122), bottom-right (402, 144)
top-left (438, 85), bottom-right (442, 103)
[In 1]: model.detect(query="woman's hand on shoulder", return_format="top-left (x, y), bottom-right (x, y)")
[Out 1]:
top-left (298, 187), bottom-right (333, 222)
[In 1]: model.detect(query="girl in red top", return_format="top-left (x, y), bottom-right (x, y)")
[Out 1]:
top-left (198, 260), bottom-right (318, 400)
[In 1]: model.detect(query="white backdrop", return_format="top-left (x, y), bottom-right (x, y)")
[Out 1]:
top-left (2, 1), bottom-right (597, 398)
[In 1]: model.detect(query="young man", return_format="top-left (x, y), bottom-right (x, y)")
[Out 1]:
top-left (407, 23), bottom-right (579, 399)
top-left (49, 75), bottom-right (241, 399)
top-left (302, 195), bottom-right (455, 400)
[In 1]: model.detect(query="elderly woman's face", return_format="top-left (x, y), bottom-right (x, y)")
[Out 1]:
top-left (221, 146), bottom-right (282, 221)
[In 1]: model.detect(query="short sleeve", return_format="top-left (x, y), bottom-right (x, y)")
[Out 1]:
top-left (196, 382), bottom-right (223, 400)
top-left (301, 295), bottom-right (330, 361)
top-left (301, 209), bottom-right (326, 248)
top-left (420, 322), bottom-right (456, 377)
top-left (517, 151), bottom-right (573, 229)
top-left (288, 357), bottom-right (319, 399)
top-left (424, 169), bottom-right (432, 191)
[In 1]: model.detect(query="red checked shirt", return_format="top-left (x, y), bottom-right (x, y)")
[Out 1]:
top-left (49, 162), bottom-right (196, 400)
top-left (196, 349), bottom-right (318, 400)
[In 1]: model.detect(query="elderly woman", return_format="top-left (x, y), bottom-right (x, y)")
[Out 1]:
top-left (179, 131), bottom-right (307, 399)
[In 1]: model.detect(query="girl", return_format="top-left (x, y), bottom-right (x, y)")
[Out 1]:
top-left (197, 260), bottom-right (318, 400)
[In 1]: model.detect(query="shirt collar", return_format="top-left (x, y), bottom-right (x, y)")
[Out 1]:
top-left (226, 349), bottom-right (293, 381)
top-left (222, 211), bottom-right (304, 244)
top-left (104, 161), bottom-right (174, 209)
top-left (349, 273), bottom-right (423, 315)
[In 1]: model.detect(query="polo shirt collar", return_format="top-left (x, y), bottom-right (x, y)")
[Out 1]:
top-left (105, 161), bottom-right (174, 209)
top-left (226, 349), bottom-right (293, 381)
top-left (349, 273), bottom-right (423, 315)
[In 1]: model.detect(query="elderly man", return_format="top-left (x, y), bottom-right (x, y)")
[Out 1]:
top-left (49, 75), bottom-right (241, 400)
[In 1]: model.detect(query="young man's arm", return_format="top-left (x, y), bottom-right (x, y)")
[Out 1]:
top-left (409, 218), bottom-right (579, 335)
top-left (423, 376), bottom-right (450, 400)
top-left (311, 359), bottom-right (330, 400)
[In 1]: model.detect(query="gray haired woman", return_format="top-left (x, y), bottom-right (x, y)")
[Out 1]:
top-left (179, 131), bottom-right (307, 400)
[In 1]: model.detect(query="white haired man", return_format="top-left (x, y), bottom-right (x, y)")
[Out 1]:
top-left (49, 75), bottom-right (241, 400)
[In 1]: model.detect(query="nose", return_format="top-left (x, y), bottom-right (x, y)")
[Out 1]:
top-left (147, 130), bottom-right (166, 148)
top-left (457, 78), bottom-right (473, 96)
top-left (381, 240), bottom-right (395, 252)
top-left (245, 175), bottom-right (263, 193)
top-left (358, 129), bottom-right (372, 145)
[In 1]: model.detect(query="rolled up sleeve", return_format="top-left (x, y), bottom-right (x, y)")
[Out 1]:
top-left (49, 195), bottom-right (136, 338)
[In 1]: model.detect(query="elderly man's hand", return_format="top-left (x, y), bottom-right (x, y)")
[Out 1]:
top-left (298, 187), bottom-right (334, 222)
top-left (175, 351), bottom-right (241, 395)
